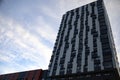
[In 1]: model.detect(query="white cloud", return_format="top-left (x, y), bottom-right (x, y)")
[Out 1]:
top-left (0, 50), bottom-right (16, 62)
top-left (0, 15), bottom-right (52, 74)
top-left (41, 5), bottom-right (60, 20)
top-left (58, 0), bottom-right (96, 14)
top-left (35, 16), bottom-right (57, 43)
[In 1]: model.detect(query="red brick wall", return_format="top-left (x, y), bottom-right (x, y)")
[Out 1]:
top-left (34, 69), bottom-right (43, 80)
top-left (0, 69), bottom-right (43, 80)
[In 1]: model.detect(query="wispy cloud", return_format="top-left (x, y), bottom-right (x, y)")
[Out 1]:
top-left (0, 15), bottom-right (53, 74)
top-left (58, 0), bottom-right (96, 13)
top-left (40, 5), bottom-right (60, 20)
top-left (34, 16), bottom-right (57, 43)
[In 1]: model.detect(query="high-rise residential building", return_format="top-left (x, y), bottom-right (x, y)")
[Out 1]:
top-left (48, 0), bottom-right (120, 80)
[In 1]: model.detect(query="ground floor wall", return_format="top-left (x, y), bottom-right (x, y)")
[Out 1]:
top-left (49, 68), bottom-right (120, 80)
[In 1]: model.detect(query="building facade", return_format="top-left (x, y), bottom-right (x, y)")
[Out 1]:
top-left (0, 69), bottom-right (43, 80)
top-left (48, 0), bottom-right (120, 80)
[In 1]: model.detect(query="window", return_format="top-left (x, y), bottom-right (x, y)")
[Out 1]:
top-left (84, 66), bottom-right (88, 72)
top-left (100, 34), bottom-right (108, 39)
top-left (98, 10), bottom-right (104, 14)
top-left (62, 54), bottom-right (66, 58)
top-left (68, 20), bottom-right (72, 25)
top-left (77, 59), bottom-right (82, 63)
top-left (18, 72), bottom-right (26, 79)
top-left (102, 47), bottom-right (110, 51)
top-left (71, 53), bottom-right (76, 57)
top-left (91, 14), bottom-right (97, 19)
top-left (60, 69), bottom-right (65, 75)
top-left (60, 59), bottom-right (65, 64)
top-left (93, 47), bottom-right (97, 52)
top-left (69, 58), bottom-right (73, 62)
top-left (91, 28), bottom-right (97, 34)
top-left (93, 32), bottom-right (98, 37)
top-left (98, 14), bottom-right (105, 19)
top-left (77, 61), bottom-right (81, 65)
top-left (60, 65), bottom-right (64, 70)
top-left (71, 11), bottom-right (74, 16)
top-left (17, 78), bottom-right (24, 80)
top-left (90, 2), bottom-right (95, 6)
top-left (99, 21), bottom-right (106, 26)
top-left (94, 60), bottom-right (100, 64)
top-left (93, 42), bottom-right (97, 47)
top-left (94, 64), bottom-right (101, 71)
top-left (98, 7), bottom-right (103, 11)
top-left (103, 57), bottom-right (112, 62)
top-left (96, 74), bottom-right (101, 76)
top-left (71, 38), bottom-right (76, 43)
top-left (67, 68), bottom-right (72, 74)
top-left (86, 75), bottom-right (91, 77)
top-left (74, 21), bottom-right (78, 26)
top-left (92, 53), bottom-right (98, 58)
top-left (86, 26), bottom-right (90, 31)
top-left (74, 29), bottom-right (78, 34)
top-left (101, 42), bottom-right (110, 48)
top-left (76, 15), bottom-right (80, 19)
top-left (64, 43), bottom-right (69, 49)
top-left (100, 26), bottom-right (107, 30)
top-left (97, 4), bottom-right (102, 7)
top-left (77, 66), bottom-right (81, 71)
top-left (64, 36), bottom-right (69, 41)
top-left (32, 78), bottom-right (35, 80)
top-left (53, 63), bottom-right (57, 67)
top-left (104, 73), bottom-right (110, 76)
top-left (103, 52), bottom-right (112, 57)
top-left (67, 63), bottom-right (73, 68)
top-left (102, 43), bottom-right (110, 49)
top-left (103, 61), bottom-right (113, 69)
top-left (100, 30), bottom-right (107, 35)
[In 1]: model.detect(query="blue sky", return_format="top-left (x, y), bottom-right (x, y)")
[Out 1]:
top-left (0, 0), bottom-right (120, 74)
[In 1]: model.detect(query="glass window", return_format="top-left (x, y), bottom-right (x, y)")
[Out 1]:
top-left (103, 61), bottom-right (113, 69)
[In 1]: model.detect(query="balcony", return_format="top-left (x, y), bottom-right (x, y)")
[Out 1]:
top-left (94, 60), bottom-right (100, 64)
top-left (67, 63), bottom-right (73, 68)
top-left (103, 61), bottom-right (113, 69)
top-left (94, 65), bottom-right (101, 71)
top-left (60, 59), bottom-right (65, 64)
top-left (92, 53), bottom-right (98, 59)
top-left (59, 69), bottom-right (65, 75)
top-left (66, 68), bottom-right (72, 74)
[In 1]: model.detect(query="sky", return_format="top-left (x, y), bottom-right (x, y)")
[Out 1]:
top-left (0, 0), bottom-right (120, 74)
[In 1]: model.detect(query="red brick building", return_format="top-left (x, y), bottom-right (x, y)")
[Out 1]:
top-left (0, 69), bottom-right (43, 80)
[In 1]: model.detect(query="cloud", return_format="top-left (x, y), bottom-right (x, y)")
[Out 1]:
top-left (40, 5), bottom-right (60, 20)
top-left (0, 15), bottom-right (53, 74)
top-left (0, 49), bottom-right (16, 62)
top-left (34, 16), bottom-right (57, 43)
top-left (58, 0), bottom-right (96, 13)
top-left (0, 0), bottom-right (62, 74)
